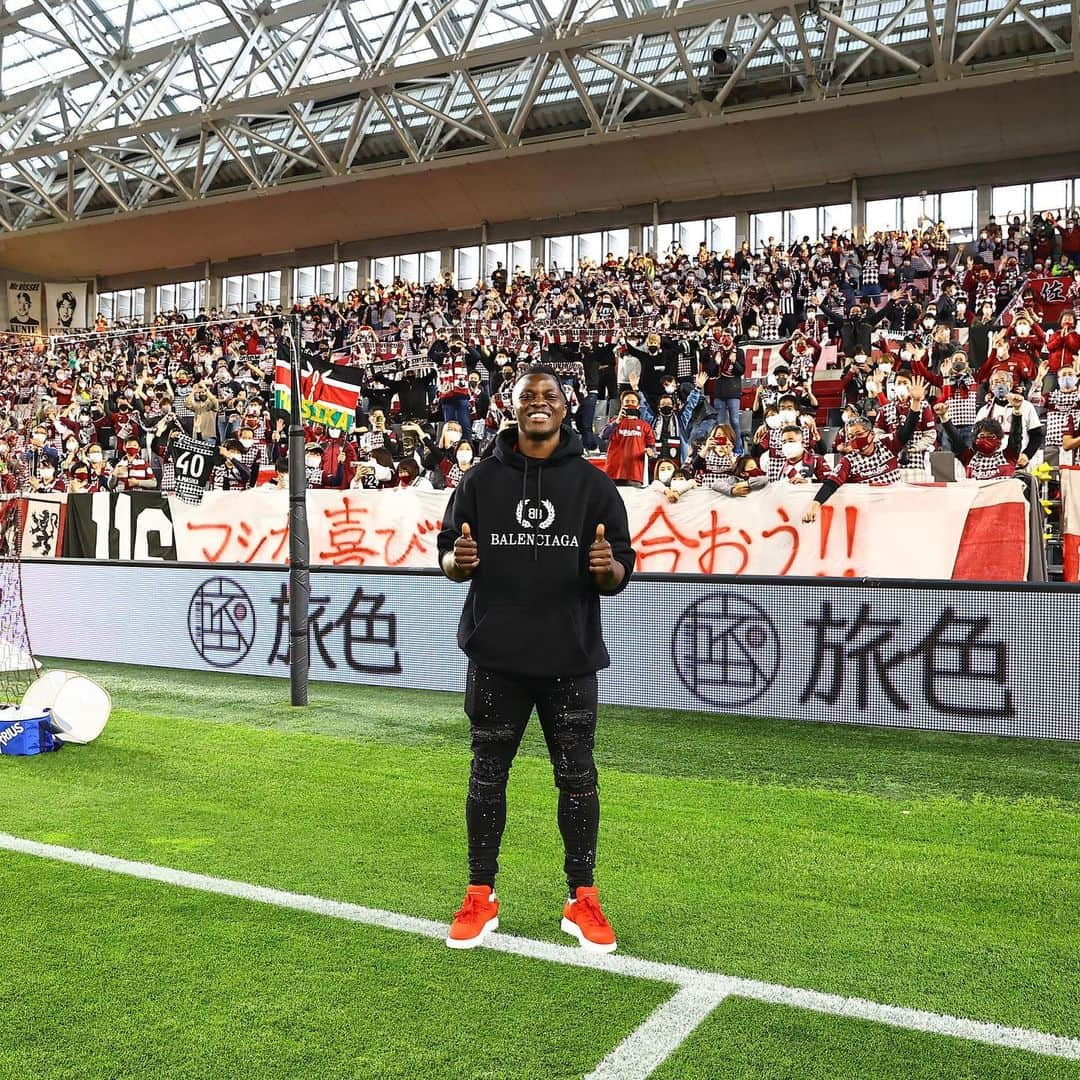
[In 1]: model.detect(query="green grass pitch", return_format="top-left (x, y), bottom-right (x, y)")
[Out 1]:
top-left (1, 658), bottom-right (1077, 1079)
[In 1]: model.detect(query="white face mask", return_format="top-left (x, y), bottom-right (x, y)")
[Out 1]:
top-left (657, 468), bottom-right (675, 486)
top-left (1016, 324), bottom-right (1031, 338)
top-left (239, 438), bottom-right (254, 449)
top-left (306, 455), bottom-right (321, 468)
top-left (778, 410), bottom-right (797, 425)
top-left (892, 384), bottom-right (911, 401)
top-left (879, 363), bottom-right (893, 377)
top-left (40, 469), bottom-right (54, 480)
top-left (781, 440), bottom-right (804, 461)
top-left (328, 428), bottom-right (342, 439)
top-left (88, 452), bottom-right (102, 463)
top-left (456, 453), bottom-right (473, 468)
top-left (765, 415), bottom-right (782, 430)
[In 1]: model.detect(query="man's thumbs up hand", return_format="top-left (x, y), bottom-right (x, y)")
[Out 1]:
top-left (589, 523), bottom-right (613, 577)
top-left (453, 521), bottom-right (479, 575)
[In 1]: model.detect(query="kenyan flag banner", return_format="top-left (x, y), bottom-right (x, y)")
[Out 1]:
top-left (274, 357), bottom-right (362, 432)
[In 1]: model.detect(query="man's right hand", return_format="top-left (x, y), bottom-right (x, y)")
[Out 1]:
top-left (451, 522), bottom-right (479, 577)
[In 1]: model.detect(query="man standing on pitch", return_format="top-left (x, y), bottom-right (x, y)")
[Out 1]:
top-left (437, 364), bottom-right (635, 954)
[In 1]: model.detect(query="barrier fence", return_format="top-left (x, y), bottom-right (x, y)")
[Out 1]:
top-left (22, 561), bottom-right (1078, 741)
top-left (7, 479), bottom-right (1042, 581)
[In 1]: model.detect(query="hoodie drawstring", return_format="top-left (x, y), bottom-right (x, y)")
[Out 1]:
top-left (520, 456), bottom-right (544, 562)
top-left (535, 462), bottom-right (543, 563)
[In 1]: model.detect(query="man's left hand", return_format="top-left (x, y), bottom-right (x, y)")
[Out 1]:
top-left (589, 523), bottom-right (624, 591)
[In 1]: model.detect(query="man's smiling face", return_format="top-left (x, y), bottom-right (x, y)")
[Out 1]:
top-left (512, 373), bottom-right (566, 439)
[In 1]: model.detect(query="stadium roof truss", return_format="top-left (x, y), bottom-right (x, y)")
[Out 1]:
top-left (0, 0), bottom-right (1072, 232)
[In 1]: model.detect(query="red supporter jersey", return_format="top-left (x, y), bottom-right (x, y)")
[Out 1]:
top-left (604, 418), bottom-right (655, 483)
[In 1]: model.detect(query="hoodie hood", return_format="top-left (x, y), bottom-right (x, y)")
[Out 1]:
top-left (493, 423), bottom-right (584, 469)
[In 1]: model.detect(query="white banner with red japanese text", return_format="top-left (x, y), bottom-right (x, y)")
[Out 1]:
top-left (165, 481), bottom-right (1030, 581)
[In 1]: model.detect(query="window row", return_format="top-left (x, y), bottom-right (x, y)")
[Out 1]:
top-left (132, 181), bottom-right (1080, 318)
top-left (750, 205), bottom-right (852, 251)
top-left (991, 179), bottom-right (1080, 223)
top-left (865, 192), bottom-right (976, 241)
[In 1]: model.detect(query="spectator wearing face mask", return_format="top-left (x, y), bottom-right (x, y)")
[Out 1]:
top-left (1029, 362), bottom-right (1080, 450)
top-left (649, 460), bottom-right (697, 503)
top-left (875, 288), bottom-right (922, 334)
top-left (66, 465), bottom-right (93, 494)
top-left (930, 279), bottom-right (956, 326)
top-left (874, 368), bottom-right (938, 469)
top-left (701, 329), bottom-right (745, 454)
top-left (185, 381), bottom-right (220, 442)
top-left (21, 426), bottom-right (60, 482)
top-left (839, 305), bottom-right (873, 359)
top-left (83, 443), bottom-right (111, 490)
top-left (762, 425), bottom-right (829, 483)
top-left (935, 403), bottom-right (1023, 479)
top-left (771, 395), bottom-right (818, 452)
top-left (111, 437), bottom-right (157, 491)
top-left (967, 301), bottom-right (998, 372)
top-left (626, 332), bottom-right (680, 403)
top-left (840, 349), bottom-right (874, 411)
top-left (304, 442), bottom-right (326, 488)
top-left (209, 439), bottom-right (252, 492)
top-left (440, 439), bottom-right (477, 489)
top-left (692, 422), bottom-right (767, 497)
top-left (1046, 313), bottom-right (1080, 377)
top-left (752, 364), bottom-right (796, 425)
top-left (350, 448), bottom-right (396, 490)
top-left (29, 459), bottom-right (65, 493)
top-left (996, 310), bottom-right (1044, 386)
top-left (802, 379), bottom-right (929, 522)
top-left (59, 434), bottom-right (84, 476)
top-left (396, 457), bottom-right (434, 490)
top-left (912, 351), bottom-right (978, 452)
top-left (436, 339), bottom-right (477, 432)
top-left (640, 370), bottom-right (708, 464)
top-left (319, 424), bottom-right (358, 490)
top-left (601, 386), bottom-right (657, 487)
top-left (779, 330), bottom-right (821, 389)
top-left (975, 372), bottom-right (1043, 467)
top-left (233, 425), bottom-right (263, 483)
top-left (110, 396), bottom-right (144, 448)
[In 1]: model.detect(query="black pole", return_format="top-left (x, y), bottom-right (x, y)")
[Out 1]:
top-left (287, 317), bottom-right (310, 706)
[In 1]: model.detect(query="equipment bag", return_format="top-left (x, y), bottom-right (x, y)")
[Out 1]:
top-left (0, 712), bottom-right (60, 756)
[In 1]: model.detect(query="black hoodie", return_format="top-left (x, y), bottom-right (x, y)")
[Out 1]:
top-left (437, 424), bottom-right (635, 678)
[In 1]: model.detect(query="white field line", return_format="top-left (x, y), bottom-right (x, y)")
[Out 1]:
top-left (3, 832), bottom-right (1079, 1070)
top-left (584, 984), bottom-right (732, 1080)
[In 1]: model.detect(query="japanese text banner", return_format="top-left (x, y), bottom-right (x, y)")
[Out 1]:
top-left (169, 482), bottom-right (1029, 581)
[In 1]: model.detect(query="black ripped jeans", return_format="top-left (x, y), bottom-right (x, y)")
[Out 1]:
top-left (464, 661), bottom-right (599, 894)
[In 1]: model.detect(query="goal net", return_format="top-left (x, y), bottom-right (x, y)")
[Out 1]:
top-left (0, 499), bottom-right (40, 704)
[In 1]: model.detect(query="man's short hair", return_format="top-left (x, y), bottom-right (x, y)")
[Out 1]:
top-left (513, 364), bottom-right (568, 404)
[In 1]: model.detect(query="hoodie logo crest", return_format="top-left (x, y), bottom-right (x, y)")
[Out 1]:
top-left (516, 498), bottom-right (556, 530)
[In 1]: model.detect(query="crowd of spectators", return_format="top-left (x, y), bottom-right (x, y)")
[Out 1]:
top-left (1, 207), bottom-right (1078, 507)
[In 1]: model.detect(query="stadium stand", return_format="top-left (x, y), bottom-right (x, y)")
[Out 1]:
top-left (1, 213), bottom-right (1077, 524)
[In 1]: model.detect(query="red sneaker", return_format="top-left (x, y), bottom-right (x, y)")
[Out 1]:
top-left (561, 886), bottom-right (617, 954)
top-left (446, 885), bottom-right (499, 949)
